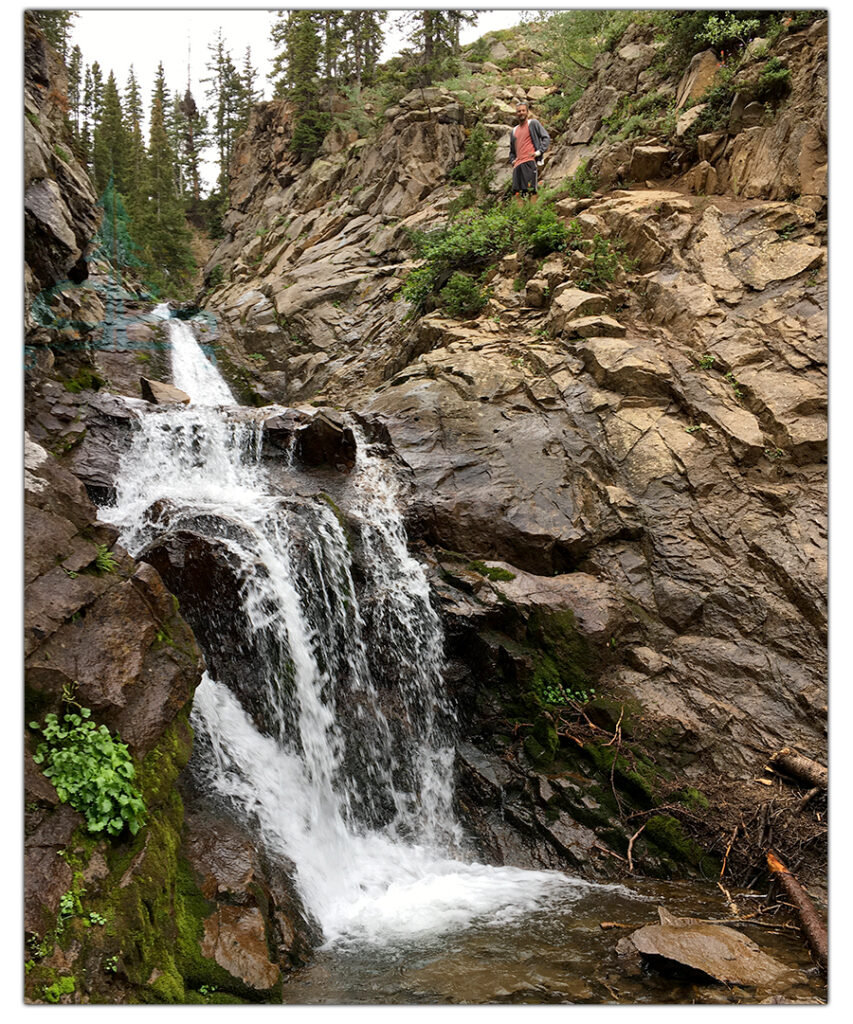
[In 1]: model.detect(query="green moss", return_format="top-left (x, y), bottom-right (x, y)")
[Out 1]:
top-left (467, 560), bottom-right (516, 582)
top-left (43, 974), bottom-right (76, 1002)
top-left (527, 608), bottom-right (592, 702)
top-left (676, 787), bottom-right (710, 811)
top-left (62, 366), bottom-right (106, 394)
top-left (318, 492), bottom-right (352, 550)
top-left (524, 716), bottom-right (559, 766)
top-left (644, 814), bottom-right (712, 870)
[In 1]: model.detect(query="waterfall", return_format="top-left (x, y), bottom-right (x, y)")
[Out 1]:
top-left (104, 310), bottom-right (587, 948)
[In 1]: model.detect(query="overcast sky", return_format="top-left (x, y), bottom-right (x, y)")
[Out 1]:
top-left (67, 5), bottom-right (528, 189)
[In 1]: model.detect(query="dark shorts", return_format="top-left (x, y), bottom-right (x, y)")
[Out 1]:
top-left (512, 160), bottom-right (538, 194)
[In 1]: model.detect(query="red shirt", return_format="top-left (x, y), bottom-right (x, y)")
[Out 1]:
top-left (513, 120), bottom-right (536, 168)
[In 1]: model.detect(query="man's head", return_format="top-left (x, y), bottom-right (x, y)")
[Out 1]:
top-left (515, 102), bottom-right (529, 123)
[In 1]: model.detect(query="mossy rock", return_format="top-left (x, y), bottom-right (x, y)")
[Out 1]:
top-left (643, 814), bottom-right (720, 876)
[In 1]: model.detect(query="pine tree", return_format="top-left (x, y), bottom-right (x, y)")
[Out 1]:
top-left (137, 62), bottom-right (195, 296)
top-left (269, 10), bottom-right (330, 160)
top-left (123, 66), bottom-right (147, 224)
top-left (92, 71), bottom-right (128, 194)
top-left (239, 46), bottom-right (261, 127)
top-left (67, 45), bottom-right (83, 139)
top-left (175, 85), bottom-right (208, 203)
top-left (334, 10), bottom-right (386, 87)
top-left (399, 10), bottom-right (477, 81)
top-left (33, 10), bottom-right (77, 60)
top-left (202, 30), bottom-right (245, 186)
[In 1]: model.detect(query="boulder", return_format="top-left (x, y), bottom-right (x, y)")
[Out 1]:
top-left (295, 411), bottom-right (357, 472)
top-left (675, 49), bottom-right (720, 110)
top-left (548, 287), bottom-right (609, 334)
top-left (675, 104), bottom-right (707, 138)
top-left (629, 145), bottom-right (671, 181)
top-left (140, 377), bottom-right (191, 405)
top-left (623, 908), bottom-right (798, 988)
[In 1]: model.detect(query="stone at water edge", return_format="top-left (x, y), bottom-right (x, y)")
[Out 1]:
top-left (620, 907), bottom-right (800, 988)
top-left (140, 377), bottom-right (191, 405)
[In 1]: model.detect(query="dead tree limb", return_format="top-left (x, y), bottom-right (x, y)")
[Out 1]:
top-left (766, 849), bottom-right (828, 969)
top-left (768, 748), bottom-right (827, 790)
top-left (626, 822), bottom-right (645, 873)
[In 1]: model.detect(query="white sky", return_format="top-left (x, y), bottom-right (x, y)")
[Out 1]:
top-left (66, 5), bottom-right (529, 190)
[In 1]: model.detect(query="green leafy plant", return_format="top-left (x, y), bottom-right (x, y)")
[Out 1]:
top-left (30, 709), bottom-right (146, 837)
top-left (104, 955), bottom-right (119, 974)
top-left (697, 353), bottom-right (716, 369)
top-left (449, 122), bottom-right (497, 199)
top-left (94, 544), bottom-right (118, 574)
top-left (724, 370), bottom-right (745, 401)
top-left (541, 681), bottom-right (596, 706)
top-left (756, 56), bottom-right (792, 103)
top-left (697, 13), bottom-right (760, 53)
top-left (564, 160), bottom-right (598, 199)
top-left (403, 197), bottom-right (574, 312)
top-left (54, 145), bottom-right (70, 163)
top-left (439, 272), bottom-right (490, 319)
top-left (685, 425), bottom-right (704, 434)
top-left (577, 234), bottom-right (633, 290)
top-left (26, 110), bottom-right (41, 128)
top-left (208, 263), bottom-right (224, 289)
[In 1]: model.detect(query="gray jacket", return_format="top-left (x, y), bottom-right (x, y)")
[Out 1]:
top-left (509, 118), bottom-right (551, 164)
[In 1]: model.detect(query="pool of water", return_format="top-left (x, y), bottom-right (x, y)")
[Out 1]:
top-left (280, 877), bottom-right (825, 1005)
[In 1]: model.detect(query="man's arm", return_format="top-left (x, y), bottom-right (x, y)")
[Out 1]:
top-left (533, 119), bottom-right (551, 154)
top-left (508, 126), bottom-right (516, 164)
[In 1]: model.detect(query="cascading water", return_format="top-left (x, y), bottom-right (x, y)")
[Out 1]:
top-left (104, 307), bottom-right (608, 950)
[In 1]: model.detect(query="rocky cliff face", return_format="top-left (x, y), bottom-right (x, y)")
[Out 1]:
top-left (197, 15), bottom-right (827, 794)
top-left (24, 15), bottom-right (100, 324)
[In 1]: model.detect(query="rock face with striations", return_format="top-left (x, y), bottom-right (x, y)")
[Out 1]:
top-left (197, 19), bottom-right (827, 796)
top-left (24, 15), bottom-right (100, 319)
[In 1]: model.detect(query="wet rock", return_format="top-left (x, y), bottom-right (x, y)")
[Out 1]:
top-left (295, 411), bottom-right (357, 473)
top-left (624, 908), bottom-right (798, 988)
top-left (183, 804), bottom-right (318, 983)
top-left (140, 377), bottom-right (191, 405)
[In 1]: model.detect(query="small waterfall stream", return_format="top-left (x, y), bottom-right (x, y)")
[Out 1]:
top-left (103, 308), bottom-right (604, 950)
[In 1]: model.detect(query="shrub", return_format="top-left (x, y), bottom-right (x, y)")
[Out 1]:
top-left (207, 263), bottom-right (224, 289)
top-left (564, 160), bottom-right (598, 199)
top-left (755, 57), bottom-right (792, 103)
top-left (30, 708), bottom-right (146, 837)
top-left (439, 272), bottom-right (490, 318)
top-left (290, 110), bottom-right (332, 161)
top-left (449, 122), bottom-right (497, 196)
top-left (403, 197), bottom-right (574, 311)
top-left (521, 206), bottom-right (571, 258)
top-left (578, 233), bottom-right (633, 290)
top-left (697, 13), bottom-right (760, 53)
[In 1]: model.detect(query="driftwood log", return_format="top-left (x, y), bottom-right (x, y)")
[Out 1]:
top-left (768, 748), bottom-right (827, 790)
top-left (766, 850), bottom-right (828, 969)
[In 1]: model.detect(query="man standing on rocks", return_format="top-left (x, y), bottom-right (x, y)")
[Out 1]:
top-left (509, 102), bottom-right (551, 199)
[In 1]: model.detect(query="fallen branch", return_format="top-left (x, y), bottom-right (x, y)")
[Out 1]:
top-left (626, 822), bottom-right (645, 873)
top-left (766, 849), bottom-right (828, 969)
top-left (768, 748), bottom-right (827, 790)
top-left (796, 786), bottom-right (822, 813)
top-left (720, 824), bottom-right (740, 880)
top-left (603, 706), bottom-right (624, 748)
